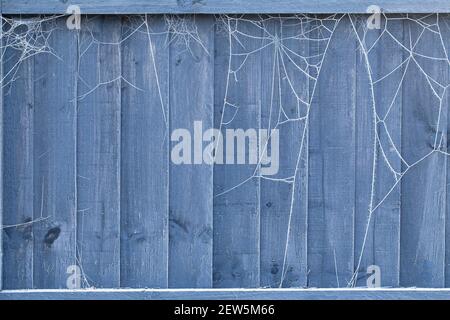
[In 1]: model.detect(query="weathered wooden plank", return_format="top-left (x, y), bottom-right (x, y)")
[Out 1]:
top-left (308, 16), bottom-right (356, 288)
top-left (4, 0), bottom-right (450, 14)
top-left (260, 17), bottom-right (308, 288)
top-left (2, 288), bottom-right (450, 300)
top-left (76, 16), bottom-right (121, 288)
top-left (32, 18), bottom-right (78, 289)
top-left (2, 38), bottom-right (34, 289)
top-left (352, 17), bottom-right (376, 288)
top-left (442, 15), bottom-right (450, 288)
top-left (446, 75), bottom-right (450, 286)
top-left (0, 16), bottom-right (3, 291)
top-left (120, 15), bottom-right (169, 288)
top-left (371, 18), bottom-right (404, 287)
top-left (213, 16), bottom-right (261, 288)
top-left (353, 17), bottom-right (403, 287)
top-left (400, 15), bottom-right (447, 287)
top-left (169, 15), bottom-right (214, 288)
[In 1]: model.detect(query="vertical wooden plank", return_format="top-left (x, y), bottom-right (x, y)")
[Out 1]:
top-left (121, 15), bottom-right (169, 288)
top-left (2, 35), bottom-right (34, 289)
top-left (400, 15), bottom-right (447, 287)
top-left (308, 16), bottom-right (356, 288)
top-left (76, 16), bottom-right (121, 288)
top-left (0, 11), bottom-right (3, 290)
top-left (33, 18), bottom-right (78, 289)
top-left (260, 17), bottom-right (308, 288)
top-left (213, 15), bottom-right (261, 288)
top-left (169, 15), bottom-right (214, 288)
top-left (353, 17), bottom-right (403, 287)
top-left (441, 14), bottom-right (450, 288)
top-left (352, 17), bottom-right (376, 287)
top-left (372, 18), bottom-right (404, 287)
top-left (445, 77), bottom-right (450, 286)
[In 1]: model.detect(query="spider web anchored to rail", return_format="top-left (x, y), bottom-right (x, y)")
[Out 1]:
top-left (214, 13), bottom-right (450, 288)
top-left (1, 13), bottom-right (450, 289)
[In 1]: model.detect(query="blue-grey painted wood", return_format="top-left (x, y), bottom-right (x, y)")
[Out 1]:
top-left (442, 17), bottom-right (450, 288)
top-left (308, 16), bottom-right (356, 288)
top-left (352, 16), bottom-right (403, 287)
top-left (76, 16), bottom-right (121, 288)
top-left (400, 15), bottom-right (447, 287)
top-left (447, 76), bottom-right (450, 286)
top-left (2, 41), bottom-right (34, 289)
top-left (213, 16), bottom-right (261, 288)
top-left (120, 15), bottom-right (169, 288)
top-left (32, 19), bottom-right (78, 289)
top-left (4, 0), bottom-right (450, 14)
top-left (0, 19), bottom-right (3, 291)
top-left (2, 288), bottom-right (450, 300)
top-left (353, 17), bottom-right (377, 287)
top-left (3, 14), bottom-right (450, 293)
top-left (370, 18), bottom-right (403, 287)
top-left (260, 17), bottom-right (308, 288)
top-left (169, 15), bottom-right (214, 288)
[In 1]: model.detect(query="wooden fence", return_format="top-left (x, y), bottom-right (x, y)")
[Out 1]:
top-left (1, 3), bottom-right (450, 296)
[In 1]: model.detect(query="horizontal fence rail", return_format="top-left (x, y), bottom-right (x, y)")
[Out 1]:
top-left (2, 0), bottom-right (450, 14)
top-left (2, 289), bottom-right (450, 300)
top-left (1, 13), bottom-right (450, 294)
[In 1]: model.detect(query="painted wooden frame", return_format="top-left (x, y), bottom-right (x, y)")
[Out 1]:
top-left (2, 0), bottom-right (450, 14)
top-left (1, 288), bottom-right (450, 300)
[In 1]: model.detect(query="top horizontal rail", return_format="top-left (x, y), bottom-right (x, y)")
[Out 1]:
top-left (2, 0), bottom-right (450, 15)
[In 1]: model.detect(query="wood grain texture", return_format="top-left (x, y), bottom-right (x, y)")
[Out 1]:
top-left (371, 18), bottom-right (403, 287)
top-left (3, 0), bottom-right (450, 14)
top-left (2, 41), bottom-right (34, 289)
top-left (400, 15), bottom-right (447, 287)
top-left (259, 17), bottom-right (308, 288)
top-left (353, 17), bottom-right (376, 287)
top-left (120, 15), bottom-right (169, 288)
top-left (308, 16), bottom-right (356, 288)
top-left (32, 19), bottom-right (78, 289)
top-left (352, 17), bottom-right (403, 287)
top-left (169, 16), bottom-right (214, 288)
top-left (0, 20), bottom-right (3, 291)
top-left (2, 288), bottom-right (450, 300)
top-left (442, 16), bottom-right (450, 288)
top-left (3, 14), bottom-right (450, 292)
top-left (213, 16), bottom-right (261, 288)
top-left (76, 16), bottom-right (121, 288)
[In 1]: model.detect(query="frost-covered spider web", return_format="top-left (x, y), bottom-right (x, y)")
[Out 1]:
top-left (1, 13), bottom-right (450, 289)
top-left (348, 13), bottom-right (450, 287)
top-left (211, 13), bottom-right (450, 288)
top-left (213, 14), bottom-right (343, 288)
top-left (1, 15), bottom-right (63, 89)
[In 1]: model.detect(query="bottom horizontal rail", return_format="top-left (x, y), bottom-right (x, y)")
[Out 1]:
top-left (1, 288), bottom-right (450, 300)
